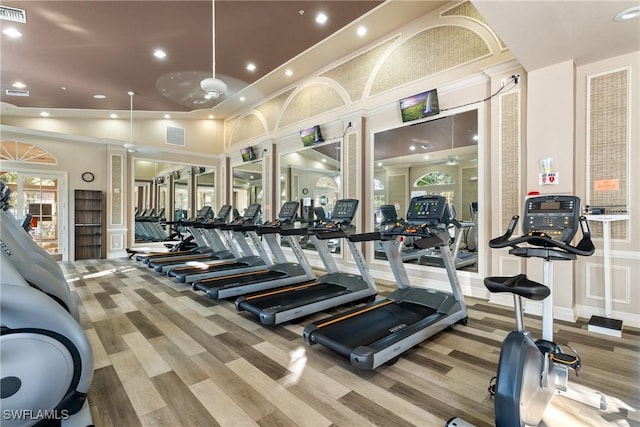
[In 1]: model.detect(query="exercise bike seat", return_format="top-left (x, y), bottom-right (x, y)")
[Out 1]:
top-left (484, 274), bottom-right (550, 301)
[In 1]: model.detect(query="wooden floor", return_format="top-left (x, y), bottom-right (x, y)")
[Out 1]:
top-left (62, 258), bottom-right (640, 427)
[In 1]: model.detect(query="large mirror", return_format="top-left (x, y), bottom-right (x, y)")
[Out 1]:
top-left (373, 109), bottom-right (479, 272)
top-left (132, 160), bottom-right (214, 242)
top-left (280, 140), bottom-right (342, 252)
top-left (232, 161), bottom-right (263, 218)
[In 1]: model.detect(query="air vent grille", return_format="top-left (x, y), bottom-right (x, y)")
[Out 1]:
top-left (0, 6), bottom-right (26, 23)
top-left (5, 89), bottom-right (29, 97)
top-left (166, 126), bottom-right (186, 147)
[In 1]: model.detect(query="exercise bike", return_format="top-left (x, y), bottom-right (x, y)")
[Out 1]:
top-left (447, 195), bottom-right (606, 427)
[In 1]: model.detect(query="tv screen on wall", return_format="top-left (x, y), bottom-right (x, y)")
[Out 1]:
top-left (399, 89), bottom-right (439, 123)
top-left (299, 125), bottom-right (323, 147)
top-left (240, 146), bottom-right (256, 162)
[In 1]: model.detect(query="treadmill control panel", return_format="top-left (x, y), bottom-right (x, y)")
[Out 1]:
top-left (406, 195), bottom-right (451, 225)
top-left (260, 201), bottom-right (299, 231)
top-left (523, 195), bottom-right (580, 244)
top-left (308, 198), bottom-right (358, 238)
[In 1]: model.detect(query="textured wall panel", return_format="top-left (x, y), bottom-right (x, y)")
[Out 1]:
top-left (442, 1), bottom-right (507, 49)
top-left (588, 69), bottom-right (628, 239)
top-left (347, 133), bottom-right (357, 198)
top-left (255, 89), bottom-right (296, 132)
top-left (230, 114), bottom-right (267, 145)
top-left (370, 26), bottom-right (490, 95)
top-left (279, 84), bottom-right (346, 127)
top-left (111, 154), bottom-right (123, 225)
top-left (500, 92), bottom-right (520, 231)
top-left (320, 39), bottom-right (397, 102)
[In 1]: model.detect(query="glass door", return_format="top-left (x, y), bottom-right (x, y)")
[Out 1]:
top-left (0, 171), bottom-right (62, 257)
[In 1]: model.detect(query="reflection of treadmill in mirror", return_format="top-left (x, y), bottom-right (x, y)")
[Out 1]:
top-left (419, 202), bottom-right (478, 270)
top-left (192, 201), bottom-right (316, 300)
top-left (236, 199), bottom-right (377, 326)
top-left (376, 205), bottom-right (430, 262)
top-left (303, 195), bottom-right (468, 370)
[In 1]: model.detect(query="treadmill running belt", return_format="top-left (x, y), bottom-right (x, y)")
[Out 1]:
top-left (241, 283), bottom-right (346, 311)
top-left (194, 270), bottom-right (286, 290)
top-left (311, 301), bottom-right (437, 357)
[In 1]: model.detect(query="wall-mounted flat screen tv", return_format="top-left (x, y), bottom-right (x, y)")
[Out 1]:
top-left (299, 125), bottom-right (323, 147)
top-left (240, 146), bottom-right (256, 162)
top-left (399, 88), bottom-right (439, 123)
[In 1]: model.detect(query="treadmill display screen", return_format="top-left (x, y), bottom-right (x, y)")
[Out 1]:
top-left (197, 206), bottom-right (214, 220)
top-left (330, 199), bottom-right (359, 221)
top-left (406, 196), bottom-right (447, 223)
top-left (243, 204), bottom-right (261, 220)
top-left (278, 202), bottom-right (299, 220)
top-left (216, 205), bottom-right (232, 221)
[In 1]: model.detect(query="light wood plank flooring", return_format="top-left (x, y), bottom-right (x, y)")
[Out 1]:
top-left (61, 259), bottom-right (640, 427)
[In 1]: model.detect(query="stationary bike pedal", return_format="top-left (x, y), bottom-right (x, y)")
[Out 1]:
top-left (551, 345), bottom-right (582, 375)
top-left (487, 376), bottom-right (496, 397)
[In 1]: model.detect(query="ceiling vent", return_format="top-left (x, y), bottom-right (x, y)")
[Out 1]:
top-left (5, 89), bottom-right (29, 97)
top-left (0, 6), bottom-right (27, 23)
top-left (165, 126), bottom-right (186, 147)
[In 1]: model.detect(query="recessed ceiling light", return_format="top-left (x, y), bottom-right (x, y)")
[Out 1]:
top-left (615, 5), bottom-right (640, 21)
top-left (315, 12), bottom-right (328, 24)
top-left (208, 114), bottom-right (214, 119)
top-left (93, 94), bottom-right (106, 99)
top-left (472, 134), bottom-right (479, 141)
top-left (377, 162), bottom-right (383, 167)
top-left (409, 145), bottom-right (416, 151)
top-left (12, 82), bottom-right (26, 89)
top-left (40, 112), bottom-right (50, 117)
top-left (322, 159), bottom-right (327, 163)
top-left (246, 63), bottom-right (256, 72)
top-left (110, 113), bottom-right (118, 119)
top-left (2, 28), bottom-right (22, 38)
top-left (423, 155), bottom-right (430, 160)
top-left (239, 96), bottom-right (246, 102)
top-left (153, 49), bottom-right (167, 59)
top-left (164, 114), bottom-right (171, 119)
top-left (285, 69), bottom-right (293, 77)
top-left (356, 26), bottom-right (367, 37)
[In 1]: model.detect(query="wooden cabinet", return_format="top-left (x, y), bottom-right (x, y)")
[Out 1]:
top-left (74, 190), bottom-right (103, 260)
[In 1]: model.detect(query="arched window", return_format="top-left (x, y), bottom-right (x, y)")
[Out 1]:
top-left (414, 171), bottom-right (454, 187)
top-left (315, 176), bottom-right (338, 189)
top-left (1, 140), bottom-right (57, 164)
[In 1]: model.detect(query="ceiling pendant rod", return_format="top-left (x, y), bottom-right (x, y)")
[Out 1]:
top-left (211, 0), bottom-right (216, 79)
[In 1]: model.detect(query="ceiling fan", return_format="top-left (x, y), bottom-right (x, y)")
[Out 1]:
top-left (123, 91), bottom-right (159, 154)
top-left (200, 0), bottom-right (227, 100)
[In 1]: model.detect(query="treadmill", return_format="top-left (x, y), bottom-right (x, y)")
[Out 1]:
top-left (134, 205), bottom-right (216, 263)
top-left (236, 198), bottom-right (377, 326)
top-left (375, 204), bottom-right (431, 262)
top-left (192, 201), bottom-right (316, 300)
top-left (303, 195), bottom-right (468, 370)
top-left (144, 205), bottom-right (235, 271)
top-left (168, 204), bottom-right (280, 282)
top-left (416, 202), bottom-right (478, 270)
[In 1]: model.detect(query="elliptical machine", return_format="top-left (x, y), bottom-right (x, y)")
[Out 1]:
top-left (447, 195), bottom-right (606, 427)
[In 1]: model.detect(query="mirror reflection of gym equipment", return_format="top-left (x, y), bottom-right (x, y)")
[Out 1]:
top-left (373, 109), bottom-right (478, 271)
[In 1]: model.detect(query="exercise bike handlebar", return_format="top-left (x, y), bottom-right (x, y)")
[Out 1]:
top-left (489, 215), bottom-right (595, 257)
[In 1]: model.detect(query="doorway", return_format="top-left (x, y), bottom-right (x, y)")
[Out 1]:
top-left (0, 170), bottom-right (68, 260)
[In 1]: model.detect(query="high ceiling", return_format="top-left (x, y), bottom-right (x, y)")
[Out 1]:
top-left (1, 1), bottom-right (638, 121)
top-left (0, 0), bottom-right (449, 119)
